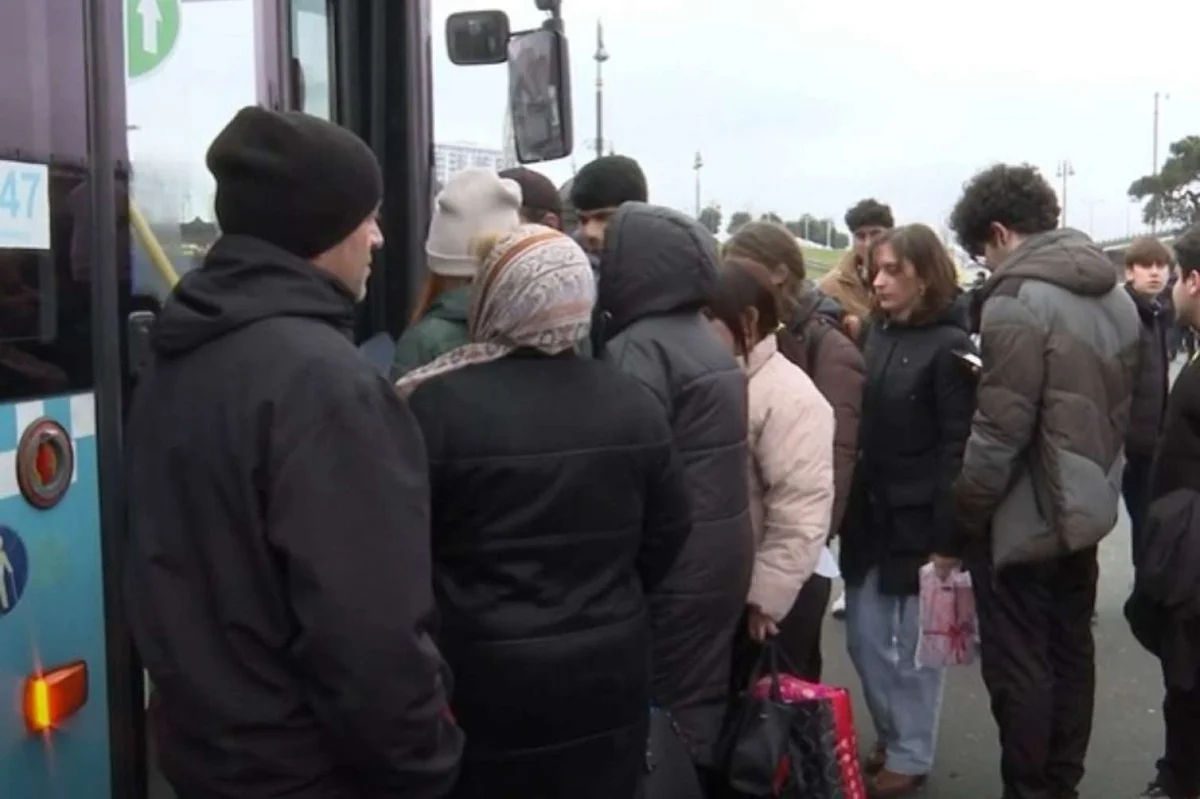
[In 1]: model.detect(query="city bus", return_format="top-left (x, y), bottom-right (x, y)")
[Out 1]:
top-left (0, 1), bottom-right (569, 796)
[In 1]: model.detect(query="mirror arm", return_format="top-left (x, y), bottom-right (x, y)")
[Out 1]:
top-left (534, 0), bottom-right (563, 31)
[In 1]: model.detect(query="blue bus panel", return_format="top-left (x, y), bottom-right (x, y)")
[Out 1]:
top-left (0, 392), bottom-right (111, 798)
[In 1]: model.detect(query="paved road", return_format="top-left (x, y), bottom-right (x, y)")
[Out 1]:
top-left (822, 511), bottom-right (1161, 798)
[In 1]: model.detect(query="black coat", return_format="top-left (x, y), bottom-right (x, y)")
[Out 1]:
top-left (407, 351), bottom-right (692, 799)
top-left (596, 203), bottom-right (753, 761)
top-left (124, 236), bottom-right (461, 799)
top-left (1126, 357), bottom-right (1200, 688)
top-left (841, 301), bottom-right (977, 595)
top-left (1125, 284), bottom-right (1170, 458)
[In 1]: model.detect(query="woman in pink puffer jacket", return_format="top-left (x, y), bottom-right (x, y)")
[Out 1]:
top-left (705, 256), bottom-right (837, 683)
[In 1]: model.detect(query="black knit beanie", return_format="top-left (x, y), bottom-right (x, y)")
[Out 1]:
top-left (206, 107), bottom-right (383, 258)
top-left (570, 155), bottom-right (648, 213)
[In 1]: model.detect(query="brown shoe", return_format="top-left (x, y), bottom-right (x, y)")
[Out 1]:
top-left (864, 743), bottom-right (887, 775)
top-left (870, 768), bottom-right (927, 798)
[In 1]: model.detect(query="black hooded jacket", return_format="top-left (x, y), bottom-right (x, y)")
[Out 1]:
top-left (596, 203), bottom-right (753, 761)
top-left (124, 235), bottom-right (462, 799)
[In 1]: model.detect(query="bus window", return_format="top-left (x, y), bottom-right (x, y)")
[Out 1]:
top-left (290, 0), bottom-right (333, 120)
top-left (124, 0), bottom-right (258, 304)
top-left (0, 0), bottom-right (95, 404)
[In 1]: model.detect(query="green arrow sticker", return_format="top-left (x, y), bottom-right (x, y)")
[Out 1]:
top-left (127, 0), bottom-right (181, 79)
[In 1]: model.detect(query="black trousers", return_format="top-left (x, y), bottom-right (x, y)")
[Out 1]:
top-left (730, 574), bottom-right (832, 690)
top-left (1123, 453), bottom-right (1154, 562)
top-left (967, 546), bottom-right (1099, 799)
top-left (1156, 672), bottom-right (1200, 798)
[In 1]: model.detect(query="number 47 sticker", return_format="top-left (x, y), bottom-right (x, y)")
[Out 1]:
top-left (0, 159), bottom-right (50, 251)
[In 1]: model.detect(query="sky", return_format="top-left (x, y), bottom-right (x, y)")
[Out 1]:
top-left (126, 0), bottom-right (1200, 243)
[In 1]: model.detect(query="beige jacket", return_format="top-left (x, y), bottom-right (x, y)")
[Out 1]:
top-left (745, 335), bottom-right (836, 621)
top-left (817, 252), bottom-right (872, 342)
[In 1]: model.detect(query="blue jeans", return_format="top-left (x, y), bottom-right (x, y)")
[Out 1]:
top-left (845, 567), bottom-right (946, 776)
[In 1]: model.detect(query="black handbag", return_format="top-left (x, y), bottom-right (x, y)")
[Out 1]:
top-left (643, 705), bottom-right (706, 799)
top-left (719, 641), bottom-right (803, 797)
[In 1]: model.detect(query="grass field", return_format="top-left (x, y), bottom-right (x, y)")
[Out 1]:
top-left (801, 246), bottom-right (845, 280)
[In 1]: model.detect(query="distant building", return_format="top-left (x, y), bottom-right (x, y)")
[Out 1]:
top-left (433, 142), bottom-right (513, 187)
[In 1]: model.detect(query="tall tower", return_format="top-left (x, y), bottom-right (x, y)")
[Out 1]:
top-left (594, 20), bottom-right (608, 157)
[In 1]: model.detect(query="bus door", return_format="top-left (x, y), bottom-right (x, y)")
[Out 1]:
top-left (0, 0), bottom-right (126, 796)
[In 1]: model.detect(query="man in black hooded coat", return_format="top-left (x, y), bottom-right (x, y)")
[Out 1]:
top-left (123, 107), bottom-right (462, 799)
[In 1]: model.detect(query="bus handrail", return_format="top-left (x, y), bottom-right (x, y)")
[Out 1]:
top-left (128, 201), bottom-right (181, 289)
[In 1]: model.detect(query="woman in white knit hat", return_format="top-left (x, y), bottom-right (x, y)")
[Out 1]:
top-left (390, 168), bottom-right (522, 378)
top-left (397, 225), bottom-right (693, 799)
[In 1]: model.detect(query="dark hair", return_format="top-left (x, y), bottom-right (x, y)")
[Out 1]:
top-left (500, 166), bottom-right (562, 222)
top-left (707, 257), bottom-right (782, 358)
top-left (844, 198), bottom-right (894, 232)
top-left (570, 155), bottom-right (648, 213)
top-left (949, 163), bottom-right (1060, 257)
top-left (867, 224), bottom-right (961, 324)
top-left (1175, 224), bottom-right (1200, 277)
top-left (1125, 235), bottom-right (1174, 269)
top-left (723, 220), bottom-right (806, 290)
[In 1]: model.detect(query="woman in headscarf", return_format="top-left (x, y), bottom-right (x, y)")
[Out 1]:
top-left (397, 224), bottom-right (693, 799)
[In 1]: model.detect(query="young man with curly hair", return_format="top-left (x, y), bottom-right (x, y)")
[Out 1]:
top-left (948, 163), bottom-right (1141, 799)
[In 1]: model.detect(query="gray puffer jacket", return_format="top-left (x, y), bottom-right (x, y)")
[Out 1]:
top-left (955, 229), bottom-right (1140, 567)
top-left (597, 202), bottom-right (753, 763)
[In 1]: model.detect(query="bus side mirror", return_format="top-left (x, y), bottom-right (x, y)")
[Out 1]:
top-left (507, 28), bottom-right (573, 164)
top-left (445, 10), bottom-right (510, 65)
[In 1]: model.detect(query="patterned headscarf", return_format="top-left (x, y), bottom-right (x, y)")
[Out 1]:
top-left (395, 224), bottom-right (595, 398)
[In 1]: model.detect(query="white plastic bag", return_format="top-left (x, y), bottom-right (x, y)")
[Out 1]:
top-left (915, 562), bottom-right (978, 668)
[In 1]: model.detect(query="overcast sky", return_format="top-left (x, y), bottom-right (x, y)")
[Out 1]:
top-left (128, 0), bottom-right (1200, 243)
top-left (433, 0), bottom-right (1200, 241)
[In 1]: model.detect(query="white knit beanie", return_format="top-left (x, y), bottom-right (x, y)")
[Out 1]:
top-left (426, 168), bottom-right (523, 278)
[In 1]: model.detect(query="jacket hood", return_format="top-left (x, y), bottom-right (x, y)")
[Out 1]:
top-left (425, 284), bottom-right (471, 324)
top-left (792, 284), bottom-right (845, 328)
top-left (597, 203), bottom-right (718, 337)
top-left (152, 234), bottom-right (357, 356)
top-left (983, 228), bottom-right (1117, 300)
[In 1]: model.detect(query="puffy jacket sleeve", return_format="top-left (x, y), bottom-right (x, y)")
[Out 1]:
top-left (809, 327), bottom-right (864, 537)
top-left (268, 362), bottom-right (462, 796)
top-left (931, 334), bottom-right (978, 555)
top-left (954, 293), bottom-right (1046, 539)
top-left (748, 378), bottom-right (836, 622)
top-left (602, 330), bottom-right (671, 409)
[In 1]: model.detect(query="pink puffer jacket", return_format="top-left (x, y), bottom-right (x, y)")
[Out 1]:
top-left (745, 335), bottom-right (836, 621)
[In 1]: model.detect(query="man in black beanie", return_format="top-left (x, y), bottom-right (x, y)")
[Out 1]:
top-left (124, 106), bottom-right (462, 799)
top-left (570, 154), bottom-right (648, 251)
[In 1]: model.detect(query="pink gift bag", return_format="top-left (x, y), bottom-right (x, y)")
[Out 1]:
top-left (916, 562), bottom-right (978, 667)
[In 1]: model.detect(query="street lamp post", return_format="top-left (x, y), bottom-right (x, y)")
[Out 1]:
top-left (593, 20), bottom-right (608, 157)
top-left (1056, 159), bottom-right (1075, 228)
top-left (693, 152), bottom-right (703, 218)
top-left (1152, 91), bottom-right (1170, 233)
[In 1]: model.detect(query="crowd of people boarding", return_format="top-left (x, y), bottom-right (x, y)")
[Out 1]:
top-left (122, 106), bottom-right (1200, 799)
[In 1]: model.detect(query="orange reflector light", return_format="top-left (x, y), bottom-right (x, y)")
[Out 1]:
top-left (24, 661), bottom-right (88, 733)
